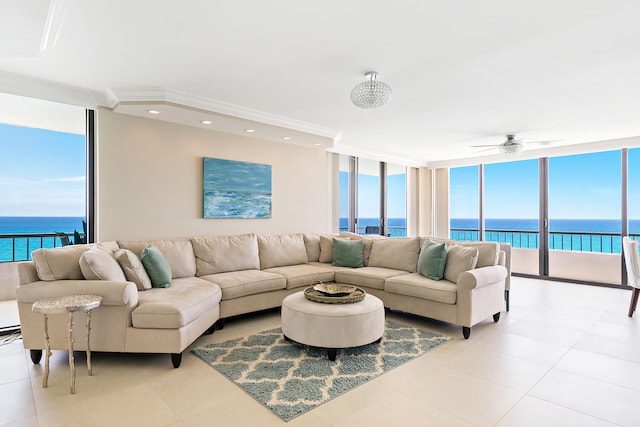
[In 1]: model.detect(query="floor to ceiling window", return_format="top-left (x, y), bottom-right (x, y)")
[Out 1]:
top-left (339, 155), bottom-right (350, 232)
top-left (450, 165), bottom-right (479, 241)
top-left (548, 151), bottom-right (622, 284)
top-left (484, 159), bottom-right (539, 275)
top-left (357, 158), bottom-right (381, 235)
top-left (0, 94), bottom-right (89, 262)
top-left (449, 148), bottom-right (628, 286)
top-left (338, 154), bottom-right (408, 237)
top-left (386, 163), bottom-right (407, 237)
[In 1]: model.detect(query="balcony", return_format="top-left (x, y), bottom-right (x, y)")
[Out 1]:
top-left (451, 227), bottom-right (634, 285)
top-left (0, 232), bottom-right (82, 263)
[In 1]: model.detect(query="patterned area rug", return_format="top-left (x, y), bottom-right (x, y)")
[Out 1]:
top-left (191, 320), bottom-right (450, 421)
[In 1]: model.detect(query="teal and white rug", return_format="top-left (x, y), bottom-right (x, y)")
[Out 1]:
top-left (192, 320), bottom-right (450, 421)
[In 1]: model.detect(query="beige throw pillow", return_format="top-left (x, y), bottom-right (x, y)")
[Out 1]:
top-left (319, 235), bottom-right (336, 263)
top-left (115, 249), bottom-right (152, 290)
top-left (80, 244), bottom-right (127, 282)
top-left (444, 245), bottom-right (479, 283)
top-left (460, 241), bottom-right (500, 268)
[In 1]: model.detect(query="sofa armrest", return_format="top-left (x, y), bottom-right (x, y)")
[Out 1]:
top-left (17, 261), bottom-right (39, 286)
top-left (457, 265), bottom-right (507, 291)
top-left (16, 280), bottom-right (138, 308)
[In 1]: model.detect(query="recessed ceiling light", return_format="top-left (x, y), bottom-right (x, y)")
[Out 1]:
top-left (282, 136), bottom-right (291, 140)
top-left (244, 129), bottom-right (256, 133)
top-left (147, 110), bottom-right (160, 115)
top-left (201, 120), bottom-right (212, 125)
top-left (313, 143), bottom-right (323, 146)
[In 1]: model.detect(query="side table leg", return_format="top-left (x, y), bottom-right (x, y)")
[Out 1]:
top-left (43, 314), bottom-right (51, 389)
top-left (68, 312), bottom-right (76, 394)
top-left (86, 309), bottom-right (93, 376)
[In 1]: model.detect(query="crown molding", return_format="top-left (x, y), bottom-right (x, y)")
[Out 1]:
top-left (110, 86), bottom-right (341, 142)
top-left (0, 70), bottom-right (109, 108)
top-left (328, 142), bottom-right (426, 168)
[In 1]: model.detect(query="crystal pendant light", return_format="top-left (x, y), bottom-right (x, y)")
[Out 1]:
top-left (350, 71), bottom-right (392, 109)
top-left (498, 142), bottom-right (524, 156)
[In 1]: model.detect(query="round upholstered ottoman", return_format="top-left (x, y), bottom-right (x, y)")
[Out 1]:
top-left (281, 291), bottom-right (385, 361)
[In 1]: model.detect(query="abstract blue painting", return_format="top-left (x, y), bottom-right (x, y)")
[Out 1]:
top-left (203, 157), bottom-right (272, 219)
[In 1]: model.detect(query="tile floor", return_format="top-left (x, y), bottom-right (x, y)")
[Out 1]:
top-left (1, 277), bottom-right (639, 427)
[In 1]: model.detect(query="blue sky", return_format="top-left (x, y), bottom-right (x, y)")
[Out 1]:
top-left (451, 149), bottom-right (638, 220)
top-left (0, 123), bottom-right (85, 216)
top-left (339, 171), bottom-right (407, 219)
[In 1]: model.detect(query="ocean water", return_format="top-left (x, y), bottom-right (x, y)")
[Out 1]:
top-left (450, 218), bottom-right (639, 253)
top-left (0, 216), bottom-right (85, 262)
top-left (2, 216), bottom-right (635, 262)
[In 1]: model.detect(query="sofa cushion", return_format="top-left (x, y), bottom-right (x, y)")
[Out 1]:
top-left (335, 266), bottom-right (407, 290)
top-left (257, 234), bottom-right (308, 269)
top-left (332, 238), bottom-right (364, 268)
top-left (444, 245), bottom-right (479, 283)
top-left (303, 233), bottom-right (321, 262)
top-left (141, 246), bottom-right (172, 288)
top-left (79, 243), bottom-right (127, 282)
top-left (191, 234), bottom-right (260, 275)
top-left (264, 264), bottom-right (335, 289)
top-left (385, 273), bottom-right (457, 305)
top-left (32, 244), bottom-right (93, 281)
top-left (199, 270), bottom-right (286, 300)
top-left (460, 241), bottom-right (500, 268)
top-left (131, 277), bottom-right (222, 329)
top-left (117, 239), bottom-right (196, 279)
top-left (115, 249), bottom-right (152, 291)
top-left (417, 239), bottom-right (447, 280)
top-left (368, 238), bottom-right (421, 272)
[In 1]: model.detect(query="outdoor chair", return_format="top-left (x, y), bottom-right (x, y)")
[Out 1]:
top-left (55, 232), bottom-right (71, 247)
top-left (622, 236), bottom-right (640, 317)
top-left (364, 225), bottom-right (380, 235)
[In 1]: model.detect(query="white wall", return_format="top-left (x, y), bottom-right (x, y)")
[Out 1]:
top-left (96, 109), bottom-right (331, 241)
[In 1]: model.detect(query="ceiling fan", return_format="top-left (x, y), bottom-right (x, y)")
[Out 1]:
top-left (471, 134), bottom-right (558, 156)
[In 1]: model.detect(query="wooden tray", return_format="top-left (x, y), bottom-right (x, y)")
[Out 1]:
top-left (303, 286), bottom-right (366, 304)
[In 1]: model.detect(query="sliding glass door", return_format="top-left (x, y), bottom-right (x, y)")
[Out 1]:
top-left (484, 160), bottom-right (539, 275)
top-left (548, 151), bottom-right (622, 284)
top-left (450, 166), bottom-right (479, 240)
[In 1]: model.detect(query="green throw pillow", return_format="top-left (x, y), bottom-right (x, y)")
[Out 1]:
top-left (332, 238), bottom-right (364, 268)
top-left (140, 246), bottom-right (172, 288)
top-left (417, 239), bottom-right (447, 280)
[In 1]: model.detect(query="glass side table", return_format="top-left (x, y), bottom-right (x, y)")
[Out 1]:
top-left (32, 294), bottom-right (102, 394)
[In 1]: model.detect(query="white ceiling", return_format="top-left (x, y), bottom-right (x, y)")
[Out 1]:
top-left (1, 0), bottom-right (640, 166)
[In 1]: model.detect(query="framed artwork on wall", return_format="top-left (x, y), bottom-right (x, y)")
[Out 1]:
top-left (203, 157), bottom-right (272, 219)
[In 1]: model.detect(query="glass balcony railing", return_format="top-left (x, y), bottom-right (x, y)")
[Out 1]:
top-left (339, 226), bottom-right (407, 238)
top-left (450, 228), bottom-right (640, 253)
top-left (0, 232), bottom-right (83, 263)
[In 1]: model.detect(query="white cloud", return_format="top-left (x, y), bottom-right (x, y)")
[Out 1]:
top-left (53, 176), bottom-right (85, 183)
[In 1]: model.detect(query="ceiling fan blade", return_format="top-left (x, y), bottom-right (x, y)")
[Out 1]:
top-left (523, 139), bottom-right (561, 146)
top-left (475, 147), bottom-right (498, 153)
top-left (470, 144), bottom-right (501, 148)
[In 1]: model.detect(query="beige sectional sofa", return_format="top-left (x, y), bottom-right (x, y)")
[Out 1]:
top-left (15, 233), bottom-right (510, 368)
